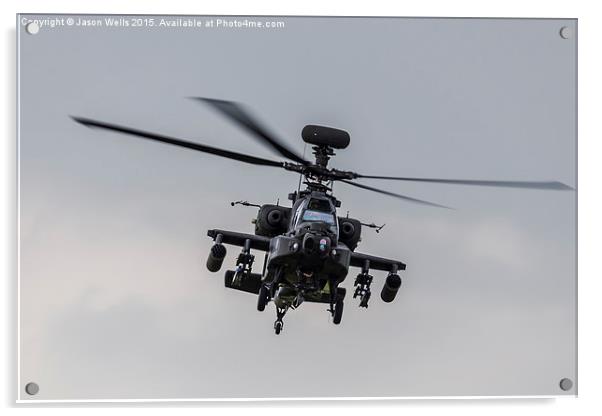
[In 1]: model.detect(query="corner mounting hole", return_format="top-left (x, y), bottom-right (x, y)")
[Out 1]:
top-left (25, 382), bottom-right (39, 395)
top-left (559, 378), bottom-right (573, 391)
top-left (25, 22), bottom-right (40, 35)
top-left (559, 26), bottom-right (572, 39)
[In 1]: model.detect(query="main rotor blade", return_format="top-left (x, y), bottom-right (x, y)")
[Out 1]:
top-left (340, 180), bottom-right (451, 209)
top-left (71, 116), bottom-right (284, 168)
top-left (194, 97), bottom-right (309, 165)
top-left (354, 175), bottom-right (574, 190)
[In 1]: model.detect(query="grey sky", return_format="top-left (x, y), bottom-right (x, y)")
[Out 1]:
top-left (18, 15), bottom-right (576, 400)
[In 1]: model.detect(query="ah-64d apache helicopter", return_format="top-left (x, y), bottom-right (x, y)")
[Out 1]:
top-left (72, 98), bottom-right (572, 334)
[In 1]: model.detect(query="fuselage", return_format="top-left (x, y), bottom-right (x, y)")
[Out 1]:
top-left (264, 192), bottom-right (351, 305)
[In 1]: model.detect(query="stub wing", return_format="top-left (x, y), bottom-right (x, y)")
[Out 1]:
top-left (349, 251), bottom-right (406, 272)
top-left (207, 229), bottom-right (270, 251)
top-left (207, 228), bottom-right (406, 272)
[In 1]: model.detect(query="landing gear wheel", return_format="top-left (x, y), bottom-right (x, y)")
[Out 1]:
top-left (224, 270), bottom-right (235, 287)
top-left (274, 320), bottom-right (284, 335)
top-left (333, 298), bottom-right (344, 325)
top-left (257, 285), bottom-right (269, 312)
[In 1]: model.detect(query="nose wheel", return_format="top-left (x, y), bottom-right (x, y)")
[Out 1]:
top-left (274, 319), bottom-right (284, 334)
top-left (273, 306), bottom-right (288, 335)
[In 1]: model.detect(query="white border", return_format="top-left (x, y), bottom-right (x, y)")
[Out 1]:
top-left (4, 0), bottom-right (602, 414)
top-left (15, 13), bottom-right (21, 407)
top-left (15, 395), bottom-right (570, 404)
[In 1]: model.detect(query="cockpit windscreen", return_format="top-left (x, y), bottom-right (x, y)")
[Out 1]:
top-left (302, 209), bottom-right (336, 225)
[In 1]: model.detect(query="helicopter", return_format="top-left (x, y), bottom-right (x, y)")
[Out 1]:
top-left (72, 98), bottom-right (573, 334)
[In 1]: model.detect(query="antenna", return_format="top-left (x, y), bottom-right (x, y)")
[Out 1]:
top-left (230, 200), bottom-right (261, 208)
top-left (360, 222), bottom-right (386, 234)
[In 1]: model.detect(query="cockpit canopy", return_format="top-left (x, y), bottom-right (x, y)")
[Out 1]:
top-left (291, 196), bottom-right (338, 236)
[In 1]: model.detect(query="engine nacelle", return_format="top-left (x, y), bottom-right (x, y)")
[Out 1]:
top-left (380, 273), bottom-right (402, 303)
top-left (337, 217), bottom-right (362, 251)
top-left (255, 204), bottom-right (291, 237)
